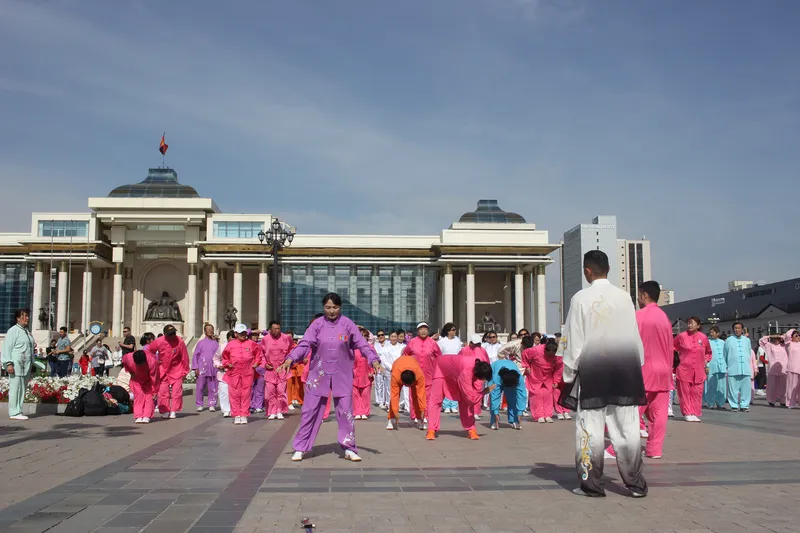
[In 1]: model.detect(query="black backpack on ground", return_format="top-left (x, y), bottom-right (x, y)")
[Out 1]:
top-left (63, 387), bottom-right (90, 417)
top-left (83, 384), bottom-right (108, 417)
top-left (107, 385), bottom-right (130, 405)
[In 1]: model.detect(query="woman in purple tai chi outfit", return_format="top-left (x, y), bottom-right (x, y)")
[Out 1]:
top-left (278, 293), bottom-right (382, 462)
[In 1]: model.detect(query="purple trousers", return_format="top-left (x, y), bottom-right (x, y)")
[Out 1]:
top-left (292, 392), bottom-right (356, 453)
top-left (250, 375), bottom-right (265, 411)
top-left (196, 375), bottom-right (218, 407)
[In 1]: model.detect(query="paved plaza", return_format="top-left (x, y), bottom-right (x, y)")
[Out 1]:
top-left (0, 397), bottom-right (799, 533)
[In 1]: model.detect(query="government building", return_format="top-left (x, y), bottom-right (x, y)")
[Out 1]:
top-left (0, 167), bottom-right (559, 347)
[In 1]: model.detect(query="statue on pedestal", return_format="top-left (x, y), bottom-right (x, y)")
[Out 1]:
top-left (145, 291), bottom-right (183, 322)
top-left (224, 307), bottom-right (238, 331)
top-left (480, 311), bottom-right (500, 333)
top-left (38, 301), bottom-right (52, 330)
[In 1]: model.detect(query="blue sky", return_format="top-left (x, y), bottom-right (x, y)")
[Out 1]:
top-left (1, 0), bottom-right (799, 327)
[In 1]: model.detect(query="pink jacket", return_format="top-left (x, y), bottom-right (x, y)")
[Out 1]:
top-left (433, 355), bottom-right (483, 406)
top-left (221, 339), bottom-right (263, 389)
top-left (403, 337), bottom-right (442, 383)
top-left (121, 351), bottom-right (159, 394)
top-left (148, 335), bottom-right (190, 383)
top-left (260, 333), bottom-right (293, 384)
top-left (521, 346), bottom-right (562, 389)
top-left (458, 345), bottom-right (489, 364)
top-left (760, 336), bottom-right (788, 376)
top-left (637, 303), bottom-right (674, 392)
top-left (353, 349), bottom-right (372, 388)
top-left (783, 330), bottom-right (800, 374)
top-left (673, 331), bottom-right (712, 384)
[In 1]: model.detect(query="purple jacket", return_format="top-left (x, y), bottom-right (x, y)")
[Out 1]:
top-left (286, 315), bottom-right (378, 397)
top-left (192, 337), bottom-right (219, 378)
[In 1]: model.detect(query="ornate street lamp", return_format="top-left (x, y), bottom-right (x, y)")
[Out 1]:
top-left (258, 218), bottom-right (295, 322)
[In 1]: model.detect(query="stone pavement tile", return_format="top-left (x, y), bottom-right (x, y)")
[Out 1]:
top-left (2, 511), bottom-right (73, 531)
top-left (141, 518), bottom-right (198, 533)
top-left (43, 505), bottom-right (128, 533)
top-left (124, 498), bottom-right (176, 513)
top-left (102, 511), bottom-right (162, 528)
top-left (94, 492), bottom-right (145, 506)
top-left (174, 494), bottom-right (217, 505)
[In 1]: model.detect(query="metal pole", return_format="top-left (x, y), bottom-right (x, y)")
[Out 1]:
top-left (272, 244), bottom-right (280, 323)
top-left (49, 220), bottom-right (54, 331)
top-left (66, 231), bottom-right (73, 333)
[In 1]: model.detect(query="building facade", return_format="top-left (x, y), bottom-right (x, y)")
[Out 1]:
top-left (617, 239), bottom-right (652, 305)
top-left (0, 169), bottom-right (559, 347)
top-left (561, 215), bottom-right (618, 316)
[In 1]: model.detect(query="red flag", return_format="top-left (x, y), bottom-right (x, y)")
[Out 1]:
top-left (159, 134), bottom-right (168, 155)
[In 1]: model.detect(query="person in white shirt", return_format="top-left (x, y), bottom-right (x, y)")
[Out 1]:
top-left (437, 323), bottom-right (462, 414)
top-left (377, 331), bottom-right (405, 410)
top-left (560, 250), bottom-right (648, 498)
top-left (373, 330), bottom-right (389, 408)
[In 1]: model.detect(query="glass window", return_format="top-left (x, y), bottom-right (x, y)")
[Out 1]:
top-left (0, 263), bottom-right (34, 328)
top-left (38, 220), bottom-right (88, 238)
top-left (135, 224), bottom-right (183, 231)
top-left (213, 221), bottom-right (263, 238)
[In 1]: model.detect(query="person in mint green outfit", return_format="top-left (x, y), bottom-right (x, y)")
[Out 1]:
top-left (2, 308), bottom-right (35, 420)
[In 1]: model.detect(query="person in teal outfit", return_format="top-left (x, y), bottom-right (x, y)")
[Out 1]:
top-left (488, 358), bottom-right (526, 430)
top-left (2, 308), bottom-right (35, 420)
top-left (704, 326), bottom-right (727, 409)
top-left (724, 322), bottom-right (754, 412)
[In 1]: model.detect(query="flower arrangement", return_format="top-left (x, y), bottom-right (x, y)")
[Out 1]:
top-left (183, 370), bottom-right (197, 384)
top-left (0, 374), bottom-right (115, 404)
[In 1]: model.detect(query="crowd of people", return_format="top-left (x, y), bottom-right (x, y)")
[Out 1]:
top-left (3, 248), bottom-right (796, 497)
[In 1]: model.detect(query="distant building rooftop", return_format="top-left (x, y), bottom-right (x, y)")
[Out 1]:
top-left (458, 200), bottom-right (526, 223)
top-left (108, 168), bottom-right (199, 198)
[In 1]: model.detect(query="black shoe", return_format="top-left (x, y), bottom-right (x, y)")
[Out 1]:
top-left (769, 402), bottom-right (775, 407)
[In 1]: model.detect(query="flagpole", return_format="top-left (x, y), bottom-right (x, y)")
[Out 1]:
top-left (162, 131), bottom-right (166, 168)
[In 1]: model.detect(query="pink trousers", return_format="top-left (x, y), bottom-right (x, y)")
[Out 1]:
top-left (131, 381), bottom-right (155, 419)
top-left (767, 374), bottom-right (787, 404)
top-left (529, 384), bottom-right (554, 419)
top-left (265, 378), bottom-right (288, 416)
top-left (229, 381), bottom-right (252, 418)
top-left (676, 379), bottom-right (703, 417)
top-left (641, 391), bottom-right (669, 457)
top-left (427, 378), bottom-right (475, 431)
top-left (157, 379), bottom-right (183, 414)
top-left (786, 372), bottom-right (800, 408)
top-left (553, 387), bottom-right (569, 414)
top-left (353, 385), bottom-right (372, 416)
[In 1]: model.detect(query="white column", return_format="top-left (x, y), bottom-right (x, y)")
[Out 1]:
top-left (32, 261), bottom-right (44, 331)
top-left (443, 264), bottom-right (454, 324)
top-left (466, 264), bottom-right (475, 337)
top-left (208, 263), bottom-right (218, 330)
top-left (101, 268), bottom-right (110, 327)
top-left (56, 261), bottom-right (68, 329)
top-left (187, 264), bottom-right (197, 338)
top-left (535, 265), bottom-right (547, 333)
top-left (258, 262), bottom-right (268, 331)
top-left (503, 271), bottom-right (512, 335)
top-left (523, 271), bottom-right (532, 331)
top-left (514, 265), bottom-right (524, 333)
top-left (81, 265), bottom-right (92, 333)
top-left (233, 262), bottom-right (243, 323)
top-left (112, 262), bottom-right (122, 336)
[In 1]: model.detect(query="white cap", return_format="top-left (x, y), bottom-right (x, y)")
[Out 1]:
top-left (416, 322), bottom-right (429, 330)
top-left (233, 323), bottom-right (248, 334)
top-left (470, 334), bottom-right (483, 344)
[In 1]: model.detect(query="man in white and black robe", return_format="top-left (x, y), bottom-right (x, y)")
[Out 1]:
top-left (559, 250), bottom-right (648, 498)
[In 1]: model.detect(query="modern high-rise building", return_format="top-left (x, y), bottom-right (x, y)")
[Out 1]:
top-left (617, 239), bottom-right (652, 306)
top-left (658, 286), bottom-right (675, 306)
top-left (561, 215), bottom-right (618, 317)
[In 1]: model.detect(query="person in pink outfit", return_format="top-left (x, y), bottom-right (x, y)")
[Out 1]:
top-left (782, 329), bottom-right (800, 408)
top-left (260, 320), bottom-right (293, 420)
top-left (634, 281), bottom-right (675, 458)
top-left (426, 356), bottom-right (493, 440)
top-left (402, 322), bottom-right (442, 421)
top-left (352, 327), bottom-right (374, 419)
top-left (761, 335), bottom-right (788, 407)
top-left (521, 341), bottom-right (560, 423)
top-left (673, 317), bottom-right (712, 422)
top-left (221, 324), bottom-right (264, 424)
top-left (121, 349), bottom-right (159, 423)
top-left (458, 334), bottom-right (489, 418)
top-left (148, 325), bottom-right (190, 419)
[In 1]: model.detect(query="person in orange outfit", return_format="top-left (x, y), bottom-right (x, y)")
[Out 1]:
top-left (386, 355), bottom-right (426, 431)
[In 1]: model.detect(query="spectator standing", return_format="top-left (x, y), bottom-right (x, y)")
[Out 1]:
top-left (55, 327), bottom-right (73, 377)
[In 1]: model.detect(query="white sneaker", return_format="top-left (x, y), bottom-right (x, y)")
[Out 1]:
top-left (161, 412), bottom-right (170, 419)
top-left (241, 417), bottom-right (248, 424)
top-left (344, 450), bottom-right (362, 462)
top-left (545, 417), bottom-right (553, 423)
top-left (9, 414), bottom-right (28, 421)
top-left (209, 406), bottom-right (216, 412)
top-left (452, 409), bottom-right (459, 414)
top-left (386, 419), bottom-right (397, 430)
top-left (254, 408), bottom-right (264, 413)
top-left (640, 429), bottom-right (649, 438)
top-left (512, 422), bottom-right (521, 430)
top-left (142, 417), bottom-right (150, 424)
top-left (288, 404), bottom-right (295, 411)
top-left (223, 412), bottom-right (231, 418)
top-left (556, 414), bottom-right (565, 420)
top-left (268, 414), bottom-right (277, 420)
top-left (668, 409), bottom-right (674, 417)
top-left (169, 412), bottom-right (177, 419)
top-left (563, 413), bottom-right (572, 420)
top-left (537, 418), bottom-right (546, 424)
top-left (474, 414), bottom-right (481, 421)
top-left (490, 423), bottom-right (498, 430)
top-left (691, 415), bottom-right (701, 422)
top-left (277, 413), bottom-right (285, 420)
top-left (196, 406), bottom-right (204, 412)
top-left (291, 451), bottom-right (304, 462)
top-left (134, 418), bottom-right (143, 424)
top-left (233, 417), bottom-right (240, 424)
top-left (684, 415), bottom-right (693, 422)
top-left (423, 418), bottom-right (428, 430)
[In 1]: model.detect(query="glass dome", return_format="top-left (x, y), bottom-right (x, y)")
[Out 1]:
top-left (108, 168), bottom-right (199, 198)
top-left (458, 200), bottom-right (526, 223)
